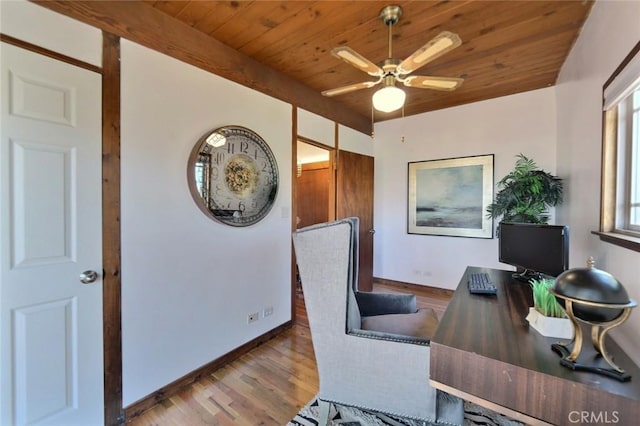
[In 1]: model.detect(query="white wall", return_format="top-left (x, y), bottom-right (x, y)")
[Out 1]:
top-left (0, 0), bottom-right (101, 67)
top-left (120, 41), bottom-right (292, 405)
top-left (373, 88), bottom-right (557, 289)
top-left (555, 0), bottom-right (640, 364)
top-left (339, 124), bottom-right (374, 157)
top-left (298, 108), bottom-right (335, 147)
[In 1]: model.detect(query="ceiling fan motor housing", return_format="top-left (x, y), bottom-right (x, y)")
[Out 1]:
top-left (381, 75), bottom-right (397, 87)
top-left (380, 5), bottom-right (402, 26)
top-left (381, 58), bottom-right (401, 75)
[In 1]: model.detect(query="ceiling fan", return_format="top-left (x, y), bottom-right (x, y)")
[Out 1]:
top-left (322, 5), bottom-right (464, 113)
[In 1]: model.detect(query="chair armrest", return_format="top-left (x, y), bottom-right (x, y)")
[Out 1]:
top-left (348, 327), bottom-right (431, 346)
top-left (349, 308), bottom-right (440, 346)
top-left (356, 308), bottom-right (439, 345)
top-left (355, 292), bottom-right (417, 316)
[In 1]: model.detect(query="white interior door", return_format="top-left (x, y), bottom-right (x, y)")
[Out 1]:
top-left (1, 43), bottom-right (103, 425)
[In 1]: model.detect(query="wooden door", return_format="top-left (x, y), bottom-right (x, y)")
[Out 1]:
top-left (336, 150), bottom-right (374, 292)
top-left (296, 161), bottom-right (330, 228)
top-left (0, 43), bottom-right (103, 425)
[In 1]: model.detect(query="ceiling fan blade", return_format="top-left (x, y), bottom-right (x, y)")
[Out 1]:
top-left (331, 47), bottom-right (384, 77)
top-left (397, 31), bottom-right (462, 75)
top-left (402, 75), bottom-right (464, 91)
top-left (322, 81), bottom-right (379, 97)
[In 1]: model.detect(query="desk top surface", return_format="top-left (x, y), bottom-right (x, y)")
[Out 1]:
top-left (432, 266), bottom-right (640, 401)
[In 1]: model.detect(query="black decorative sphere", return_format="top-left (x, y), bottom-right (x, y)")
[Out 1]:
top-left (553, 260), bottom-right (631, 323)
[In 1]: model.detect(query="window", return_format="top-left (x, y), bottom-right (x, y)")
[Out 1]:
top-left (622, 89), bottom-right (640, 231)
top-left (598, 41), bottom-right (640, 251)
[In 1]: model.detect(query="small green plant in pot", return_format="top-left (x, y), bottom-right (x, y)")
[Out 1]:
top-left (526, 278), bottom-right (573, 339)
top-left (530, 278), bottom-right (565, 318)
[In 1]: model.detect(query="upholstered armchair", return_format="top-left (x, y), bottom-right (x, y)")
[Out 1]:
top-left (292, 217), bottom-right (463, 425)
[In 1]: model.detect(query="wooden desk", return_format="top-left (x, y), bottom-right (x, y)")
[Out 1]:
top-left (430, 266), bottom-right (640, 425)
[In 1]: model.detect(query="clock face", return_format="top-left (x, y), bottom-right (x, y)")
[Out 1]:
top-left (189, 126), bottom-right (279, 227)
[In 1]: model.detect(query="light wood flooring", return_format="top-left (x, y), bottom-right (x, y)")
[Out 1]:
top-left (127, 281), bottom-right (451, 425)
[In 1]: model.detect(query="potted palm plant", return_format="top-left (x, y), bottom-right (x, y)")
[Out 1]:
top-left (487, 154), bottom-right (563, 224)
top-left (526, 278), bottom-right (572, 339)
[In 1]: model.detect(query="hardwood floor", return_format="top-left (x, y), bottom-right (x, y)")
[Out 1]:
top-left (127, 281), bottom-right (451, 425)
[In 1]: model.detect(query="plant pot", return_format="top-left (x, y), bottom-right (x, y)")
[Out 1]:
top-left (526, 307), bottom-right (573, 339)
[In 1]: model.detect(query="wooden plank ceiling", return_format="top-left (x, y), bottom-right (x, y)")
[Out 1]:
top-left (144, 0), bottom-right (593, 121)
top-left (34, 1), bottom-right (593, 130)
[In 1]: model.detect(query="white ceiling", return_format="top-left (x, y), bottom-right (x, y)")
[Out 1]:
top-left (297, 141), bottom-right (330, 164)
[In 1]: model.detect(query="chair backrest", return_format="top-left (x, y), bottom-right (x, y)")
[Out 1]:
top-left (292, 218), bottom-right (361, 371)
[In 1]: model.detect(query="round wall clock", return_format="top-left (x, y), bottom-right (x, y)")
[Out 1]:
top-left (188, 125), bottom-right (279, 227)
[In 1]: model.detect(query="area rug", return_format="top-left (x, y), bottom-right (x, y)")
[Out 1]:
top-left (288, 397), bottom-right (524, 426)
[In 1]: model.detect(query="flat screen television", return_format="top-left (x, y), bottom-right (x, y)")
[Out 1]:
top-left (498, 222), bottom-right (569, 281)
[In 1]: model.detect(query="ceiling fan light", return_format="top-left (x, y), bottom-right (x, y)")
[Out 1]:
top-left (372, 85), bottom-right (406, 112)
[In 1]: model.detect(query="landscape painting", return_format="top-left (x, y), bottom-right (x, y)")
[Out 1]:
top-left (408, 154), bottom-right (494, 238)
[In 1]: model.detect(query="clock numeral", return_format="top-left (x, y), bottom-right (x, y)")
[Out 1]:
top-left (261, 161), bottom-right (269, 172)
top-left (213, 152), bottom-right (225, 165)
top-left (239, 141), bottom-right (249, 154)
top-left (227, 143), bottom-right (235, 154)
top-left (238, 201), bottom-right (246, 212)
top-left (215, 184), bottom-right (223, 195)
top-left (211, 167), bottom-right (219, 180)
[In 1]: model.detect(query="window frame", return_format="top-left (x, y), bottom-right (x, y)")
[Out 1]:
top-left (623, 90), bottom-right (640, 232)
top-left (596, 41), bottom-right (640, 252)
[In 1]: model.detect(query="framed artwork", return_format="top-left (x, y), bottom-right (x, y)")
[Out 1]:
top-left (408, 154), bottom-right (494, 238)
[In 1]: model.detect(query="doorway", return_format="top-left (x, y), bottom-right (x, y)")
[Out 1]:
top-left (295, 140), bottom-right (334, 229)
top-left (293, 139), bottom-right (334, 324)
top-left (293, 139), bottom-right (376, 297)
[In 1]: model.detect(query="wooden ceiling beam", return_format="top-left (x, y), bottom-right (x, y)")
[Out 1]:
top-left (32, 0), bottom-right (371, 135)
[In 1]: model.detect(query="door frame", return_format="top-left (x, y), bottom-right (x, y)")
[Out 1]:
top-left (101, 32), bottom-right (123, 426)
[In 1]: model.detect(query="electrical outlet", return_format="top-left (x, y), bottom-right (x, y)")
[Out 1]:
top-left (263, 306), bottom-right (274, 317)
top-left (247, 312), bottom-right (259, 323)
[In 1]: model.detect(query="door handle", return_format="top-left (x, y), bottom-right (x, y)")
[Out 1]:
top-left (79, 270), bottom-right (99, 284)
top-left (369, 229), bottom-right (375, 234)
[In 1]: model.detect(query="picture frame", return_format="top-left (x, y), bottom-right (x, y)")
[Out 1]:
top-left (408, 154), bottom-right (494, 238)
